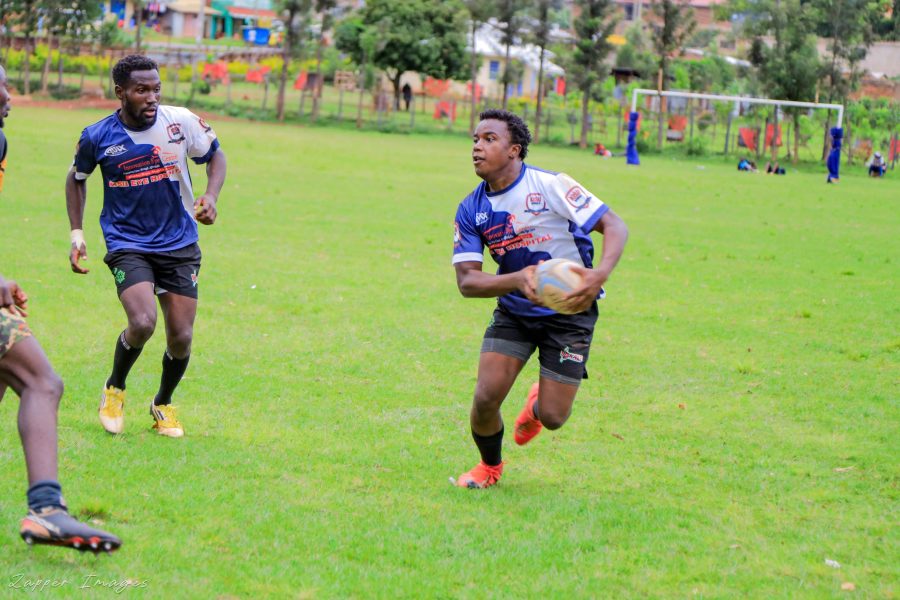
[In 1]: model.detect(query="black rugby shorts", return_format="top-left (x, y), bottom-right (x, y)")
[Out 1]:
top-left (104, 243), bottom-right (202, 299)
top-left (481, 302), bottom-right (598, 386)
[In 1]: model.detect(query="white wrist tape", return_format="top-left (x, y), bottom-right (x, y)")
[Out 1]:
top-left (70, 229), bottom-right (85, 248)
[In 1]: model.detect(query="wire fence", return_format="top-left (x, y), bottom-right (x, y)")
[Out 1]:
top-left (6, 49), bottom-right (899, 170)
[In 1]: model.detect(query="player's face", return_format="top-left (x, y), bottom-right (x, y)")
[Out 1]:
top-left (472, 119), bottom-right (520, 181)
top-left (0, 76), bottom-right (10, 126)
top-left (117, 70), bottom-right (161, 128)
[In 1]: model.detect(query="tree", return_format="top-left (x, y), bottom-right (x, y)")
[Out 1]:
top-left (0, 0), bottom-right (15, 57)
top-left (530, 0), bottom-right (563, 143)
top-left (40, 0), bottom-right (66, 94)
top-left (649, 0), bottom-right (696, 149)
top-left (873, 0), bottom-right (900, 40)
top-left (812, 0), bottom-right (881, 104)
top-left (335, 0), bottom-right (469, 111)
top-left (749, 0), bottom-right (820, 163)
top-left (311, 0), bottom-right (337, 122)
top-left (276, 0), bottom-right (312, 122)
top-left (614, 24), bottom-right (655, 79)
top-left (131, 0), bottom-right (145, 51)
top-left (724, 0), bottom-right (822, 162)
top-left (463, 0), bottom-right (495, 132)
top-left (571, 0), bottom-right (618, 148)
top-left (10, 0), bottom-right (39, 95)
top-left (50, 0), bottom-right (101, 90)
top-left (496, 0), bottom-right (525, 110)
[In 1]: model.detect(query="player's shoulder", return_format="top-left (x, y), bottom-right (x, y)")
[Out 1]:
top-left (545, 169), bottom-right (591, 194)
top-left (524, 163), bottom-right (560, 178)
top-left (155, 105), bottom-right (197, 128)
top-left (524, 163), bottom-right (567, 188)
top-left (458, 181), bottom-right (487, 209)
top-left (158, 105), bottom-right (193, 119)
top-left (160, 105), bottom-right (214, 134)
top-left (81, 112), bottom-right (121, 137)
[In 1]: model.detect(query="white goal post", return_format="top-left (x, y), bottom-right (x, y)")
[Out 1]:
top-left (625, 89), bottom-right (845, 181)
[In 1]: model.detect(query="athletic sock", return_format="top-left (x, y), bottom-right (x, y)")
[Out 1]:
top-left (472, 427), bottom-right (504, 467)
top-left (108, 330), bottom-right (143, 390)
top-left (154, 349), bottom-right (190, 406)
top-left (26, 480), bottom-right (64, 512)
top-left (532, 400), bottom-right (540, 420)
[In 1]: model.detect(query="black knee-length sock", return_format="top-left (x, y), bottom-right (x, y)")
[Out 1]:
top-left (154, 349), bottom-right (190, 406)
top-left (472, 427), bottom-right (504, 466)
top-left (107, 330), bottom-right (143, 390)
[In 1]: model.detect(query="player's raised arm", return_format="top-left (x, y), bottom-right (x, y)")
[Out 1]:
top-left (591, 208), bottom-right (628, 279)
top-left (454, 261), bottom-right (539, 303)
top-left (194, 148), bottom-right (226, 225)
top-left (65, 169), bottom-right (89, 274)
top-left (563, 209), bottom-right (629, 314)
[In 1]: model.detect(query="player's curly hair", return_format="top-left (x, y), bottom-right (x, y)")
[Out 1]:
top-left (479, 109), bottom-right (532, 159)
top-left (112, 55), bottom-right (159, 88)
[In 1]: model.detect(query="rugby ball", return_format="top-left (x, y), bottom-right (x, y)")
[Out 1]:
top-left (535, 259), bottom-right (584, 314)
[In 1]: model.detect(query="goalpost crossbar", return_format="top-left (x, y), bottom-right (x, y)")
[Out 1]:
top-left (625, 89), bottom-right (845, 182)
top-left (630, 89), bottom-right (844, 127)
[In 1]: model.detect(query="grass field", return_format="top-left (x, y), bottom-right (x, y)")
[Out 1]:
top-left (0, 105), bottom-right (897, 598)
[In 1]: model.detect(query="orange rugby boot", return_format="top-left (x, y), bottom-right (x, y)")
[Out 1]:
top-left (514, 382), bottom-right (543, 446)
top-left (453, 461), bottom-right (504, 489)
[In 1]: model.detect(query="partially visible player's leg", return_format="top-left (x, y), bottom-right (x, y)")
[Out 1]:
top-left (150, 292), bottom-right (196, 437)
top-left (513, 370), bottom-right (581, 445)
top-left (99, 281), bottom-right (157, 434)
top-left (1, 335), bottom-right (62, 485)
top-left (456, 307), bottom-right (534, 489)
top-left (471, 351), bottom-right (525, 435)
top-left (528, 377), bottom-right (579, 430)
top-left (455, 352), bottom-right (526, 489)
top-left (1, 328), bottom-right (121, 552)
top-left (158, 291), bottom-right (196, 362)
top-left (515, 305), bottom-right (597, 444)
top-left (111, 281), bottom-right (158, 386)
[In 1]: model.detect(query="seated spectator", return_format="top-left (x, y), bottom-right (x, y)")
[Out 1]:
top-left (766, 161), bottom-right (786, 175)
top-left (868, 152), bottom-right (886, 177)
top-left (738, 157), bottom-right (757, 172)
top-left (594, 143), bottom-right (612, 158)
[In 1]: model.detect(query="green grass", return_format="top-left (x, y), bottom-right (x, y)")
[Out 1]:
top-left (0, 106), bottom-right (897, 598)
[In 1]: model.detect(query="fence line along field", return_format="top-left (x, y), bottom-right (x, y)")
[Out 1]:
top-left (0, 106), bottom-right (896, 597)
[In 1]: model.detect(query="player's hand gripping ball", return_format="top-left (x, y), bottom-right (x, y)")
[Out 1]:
top-left (535, 259), bottom-right (584, 314)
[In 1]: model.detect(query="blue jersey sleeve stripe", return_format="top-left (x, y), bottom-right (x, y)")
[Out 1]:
top-left (191, 138), bottom-right (220, 164)
top-left (580, 204), bottom-right (609, 234)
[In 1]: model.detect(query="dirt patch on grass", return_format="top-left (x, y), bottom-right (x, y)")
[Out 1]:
top-left (11, 93), bottom-right (120, 111)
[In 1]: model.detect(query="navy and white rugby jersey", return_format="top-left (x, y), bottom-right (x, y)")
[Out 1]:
top-left (453, 164), bottom-right (609, 317)
top-left (73, 106), bottom-right (220, 253)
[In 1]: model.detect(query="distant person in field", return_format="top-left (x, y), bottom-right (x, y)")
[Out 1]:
top-left (868, 152), bottom-right (886, 177)
top-left (765, 161), bottom-right (785, 175)
top-left (737, 157), bottom-right (757, 172)
top-left (65, 55), bottom-right (227, 438)
top-left (0, 66), bottom-right (121, 552)
top-left (402, 83), bottom-right (413, 112)
top-left (451, 109), bottom-right (628, 489)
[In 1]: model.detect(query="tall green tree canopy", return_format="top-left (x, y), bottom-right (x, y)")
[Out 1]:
top-left (649, 0), bottom-right (696, 90)
top-left (335, 0), bottom-right (469, 109)
top-left (811, 0), bottom-right (883, 101)
top-left (571, 0), bottom-right (618, 148)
